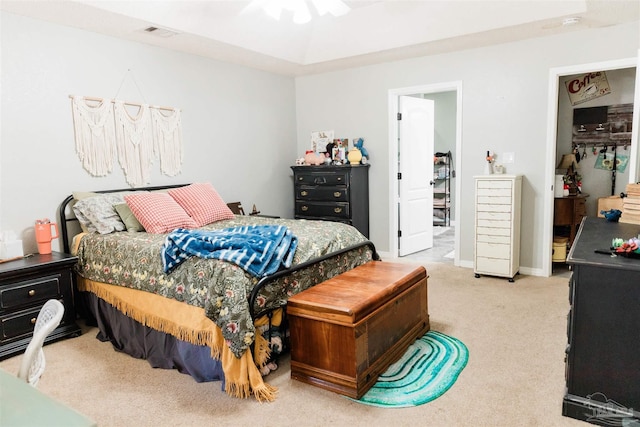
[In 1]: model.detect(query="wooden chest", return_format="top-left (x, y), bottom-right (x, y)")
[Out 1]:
top-left (287, 261), bottom-right (429, 399)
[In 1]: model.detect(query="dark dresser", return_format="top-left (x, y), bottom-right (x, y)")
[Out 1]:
top-left (563, 217), bottom-right (640, 425)
top-left (0, 252), bottom-right (81, 360)
top-left (291, 164), bottom-right (369, 238)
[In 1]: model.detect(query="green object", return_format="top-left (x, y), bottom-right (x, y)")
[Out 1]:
top-left (353, 331), bottom-right (468, 407)
top-left (0, 367), bottom-right (97, 426)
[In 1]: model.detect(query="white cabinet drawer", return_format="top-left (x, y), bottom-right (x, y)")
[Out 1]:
top-left (477, 211), bottom-right (511, 221)
top-left (477, 195), bottom-right (512, 204)
top-left (476, 204), bottom-right (512, 213)
top-left (477, 219), bottom-right (511, 229)
top-left (477, 180), bottom-right (512, 190)
top-left (476, 242), bottom-right (510, 259)
top-left (476, 226), bottom-right (511, 236)
top-left (475, 256), bottom-right (510, 275)
top-left (476, 188), bottom-right (512, 197)
top-left (477, 234), bottom-right (511, 244)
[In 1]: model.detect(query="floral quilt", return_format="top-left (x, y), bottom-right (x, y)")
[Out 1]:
top-left (75, 216), bottom-right (374, 358)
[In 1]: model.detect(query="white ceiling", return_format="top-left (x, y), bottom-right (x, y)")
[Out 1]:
top-left (2, 0), bottom-right (639, 76)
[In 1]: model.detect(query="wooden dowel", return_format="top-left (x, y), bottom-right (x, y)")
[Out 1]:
top-left (68, 95), bottom-right (178, 111)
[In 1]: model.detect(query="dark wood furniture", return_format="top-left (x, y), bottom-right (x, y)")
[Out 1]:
top-left (226, 202), bottom-right (245, 215)
top-left (287, 261), bottom-right (429, 399)
top-left (0, 252), bottom-right (81, 360)
top-left (291, 164), bottom-right (370, 238)
top-left (563, 217), bottom-right (640, 425)
top-left (554, 195), bottom-right (588, 248)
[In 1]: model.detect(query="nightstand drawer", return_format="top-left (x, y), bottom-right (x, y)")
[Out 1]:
top-left (1, 305), bottom-right (43, 340)
top-left (0, 275), bottom-right (61, 311)
top-left (295, 172), bottom-right (348, 186)
top-left (295, 201), bottom-right (350, 219)
top-left (296, 186), bottom-right (348, 202)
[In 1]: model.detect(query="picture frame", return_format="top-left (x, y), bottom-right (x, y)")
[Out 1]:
top-left (311, 130), bottom-right (334, 154)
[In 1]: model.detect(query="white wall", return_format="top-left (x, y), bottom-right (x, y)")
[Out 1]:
top-left (0, 11), bottom-right (297, 254)
top-left (295, 22), bottom-right (639, 272)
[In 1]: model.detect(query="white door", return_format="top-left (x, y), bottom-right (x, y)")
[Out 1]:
top-left (398, 95), bottom-right (435, 256)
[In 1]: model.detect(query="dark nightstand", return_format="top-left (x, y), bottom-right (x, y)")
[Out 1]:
top-left (0, 252), bottom-right (81, 360)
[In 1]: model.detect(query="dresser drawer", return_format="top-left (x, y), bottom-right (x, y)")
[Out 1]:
top-left (477, 180), bottom-right (512, 190)
top-left (573, 198), bottom-right (586, 222)
top-left (475, 256), bottom-right (510, 275)
top-left (476, 204), bottom-right (512, 213)
top-left (476, 187), bottom-right (512, 197)
top-left (0, 305), bottom-right (43, 341)
top-left (476, 234), bottom-right (511, 244)
top-left (477, 220), bottom-right (512, 229)
top-left (295, 172), bottom-right (349, 186)
top-left (477, 211), bottom-right (511, 221)
top-left (296, 186), bottom-right (348, 202)
top-left (477, 195), bottom-right (512, 204)
top-left (295, 201), bottom-right (350, 219)
top-left (0, 274), bottom-right (61, 311)
top-left (476, 242), bottom-right (510, 259)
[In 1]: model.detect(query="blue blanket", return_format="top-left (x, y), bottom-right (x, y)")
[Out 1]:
top-left (161, 225), bottom-right (298, 277)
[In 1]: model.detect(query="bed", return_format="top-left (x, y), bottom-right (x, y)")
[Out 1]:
top-left (59, 183), bottom-right (378, 401)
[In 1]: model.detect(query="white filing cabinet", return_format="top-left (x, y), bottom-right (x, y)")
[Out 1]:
top-left (474, 175), bottom-right (522, 282)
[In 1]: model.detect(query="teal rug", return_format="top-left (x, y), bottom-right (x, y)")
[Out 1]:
top-left (355, 330), bottom-right (468, 408)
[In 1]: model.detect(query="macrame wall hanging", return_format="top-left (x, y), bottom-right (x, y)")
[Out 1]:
top-left (70, 70), bottom-right (183, 187)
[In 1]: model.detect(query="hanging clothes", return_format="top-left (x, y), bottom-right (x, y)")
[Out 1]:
top-left (114, 101), bottom-right (155, 187)
top-left (151, 107), bottom-right (183, 177)
top-left (70, 96), bottom-right (116, 177)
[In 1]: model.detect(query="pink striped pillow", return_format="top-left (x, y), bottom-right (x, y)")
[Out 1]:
top-left (168, 183), bottom-right (234, 227)
top-left (124, 192), bottom-right (197, 234)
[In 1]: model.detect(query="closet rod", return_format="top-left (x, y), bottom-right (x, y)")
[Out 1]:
top-left (572, 141), bottom-right (631, 148)
top-left (68, 95), bottom-right (178, 112)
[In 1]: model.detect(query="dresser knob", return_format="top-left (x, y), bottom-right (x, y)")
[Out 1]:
top-left (334, 207), bottom-right (342, 213)
top-left (301, 191), bottom-right (308, 196)
top-left (334, 192), bottom-right (341, 197)
top-left (298, 177), bottom-right (303, 181)
top-left (337, 177), bottom-right (342, 181)
top-left (28, 290), bottom-right (36, 297)
top-left (301, 206), bottom-right (309, 212)
top-left (30, 317), bottom-right (37, 325)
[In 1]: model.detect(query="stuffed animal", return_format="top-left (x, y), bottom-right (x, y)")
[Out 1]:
top-left (600, 209), bottom-right (622, 222)
top-left (354, 138), bottom-right (368, 159)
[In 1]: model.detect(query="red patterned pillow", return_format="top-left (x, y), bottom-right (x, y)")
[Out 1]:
top-left (168, 183), bottom-right (235, 227)
top-left (124, 192), bottom-right (197, 234)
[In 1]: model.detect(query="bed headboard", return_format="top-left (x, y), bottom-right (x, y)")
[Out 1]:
top-left (58, 184), bottom-right (189, 254)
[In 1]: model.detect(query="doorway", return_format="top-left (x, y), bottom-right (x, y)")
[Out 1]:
top-left (388, 81), bottom-right (463, 264)
top-left (544, 57), bottom-right (640, 277)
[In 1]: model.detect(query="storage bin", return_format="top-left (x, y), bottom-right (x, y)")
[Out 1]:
top-left (553, 236), bottom-right (568, 262)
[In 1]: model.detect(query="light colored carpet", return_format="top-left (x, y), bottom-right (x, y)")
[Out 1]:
top-left (0, 262), bottom-right (584, 427)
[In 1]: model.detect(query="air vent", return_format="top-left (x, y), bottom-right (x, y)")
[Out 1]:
top-left (143, 26), bottom-right (179, 38)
